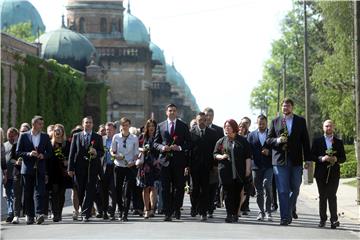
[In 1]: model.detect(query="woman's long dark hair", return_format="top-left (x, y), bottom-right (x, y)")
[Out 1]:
top-left (144, 119), bottom-right (157, 139)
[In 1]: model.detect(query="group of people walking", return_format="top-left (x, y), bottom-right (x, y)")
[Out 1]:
top-left (1, 98), bottom-right (346, 229)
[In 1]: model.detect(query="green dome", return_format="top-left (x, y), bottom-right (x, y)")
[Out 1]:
top-left (123, 11), bottom-right (149, 44)
top-left (39, 27), bottom-right (96, 72)
top-left (0, 0), bottom-right (45, 35)
top-left (166, 64), bottom-right (179, 86)
top-left (150, 42), bottom-right (165, 66)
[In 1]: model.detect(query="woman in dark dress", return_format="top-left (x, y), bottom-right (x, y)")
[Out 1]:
top-left (49, 124), bottom-right (71, 222)
top-left (213, 119), bottom-right (251, 223)
top-left (137, 119), bottom-right (159, 219)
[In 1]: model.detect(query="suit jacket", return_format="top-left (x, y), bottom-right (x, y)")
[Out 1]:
top-left (213, 135), bottom-right (251, 185)
top-left (68, 131), bottom-right (104, 176)
top-left (154, 119), bottom-right (191, 167)
top-left (16, 131), bottom-right (53, 175)
top-left (311, 136), bottom-right (346, 179)
top-left (247, 129), bottom-right (272, 170)
top-left (266, 114), bottom-right (310, 166)
top-left (209, 124), bottom-right (224, 141)
top-left (189, 126), bottom-right (218, 171)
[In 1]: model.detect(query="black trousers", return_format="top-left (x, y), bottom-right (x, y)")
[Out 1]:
top-left (76, 172), bottom-right (97, 218)
top-left (222, 179), bottom-right (244, 217)
top-left (22, 173), bottom-right (45, 218)
top-left (100, 164), bottom-right (116, 215)
top-left (161, 164), bottom-right (185, 217)
top-left (114, 166), bottom-right (135, 215)
top-left (190, 169), bottom-right (209, 215)
top-left (208, 182), bottom-right (218, 214)
top-left (316, 176), bottom-right (339, 223)
top-left (51, 184), bottom-right (66, 218)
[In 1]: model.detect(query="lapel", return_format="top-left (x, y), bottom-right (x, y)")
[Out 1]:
top-left (321, 136), bottom-right (327, 151)
top-left (163, 121), bottom-right (171, 141)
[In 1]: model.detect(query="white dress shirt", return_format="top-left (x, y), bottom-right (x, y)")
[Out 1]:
top-left (111, 132), bottom-right (139, 167)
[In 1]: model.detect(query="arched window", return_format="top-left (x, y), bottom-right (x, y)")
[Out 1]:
top-left (79, 17), bottom-right (85, 33)
top-left (100, 18), bottom-right (107, 33)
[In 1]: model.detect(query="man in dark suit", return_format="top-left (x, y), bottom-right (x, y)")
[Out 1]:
top-left (204, 107), bottom-right (224, 216)
top-left (68, 116), bottom-right (104, 222)
top-left (189, 112), bottom-right (218, 221)
top-left (266, 98), bottom-right (311, 226)
top-left (311, 120), bottom-right (346, 229)
top-left (16, 116), bottom-right (53, 225)
top-left (247, 114), bottom-right (273, 221)
top-left (154, 103), bottom-right (191, 221)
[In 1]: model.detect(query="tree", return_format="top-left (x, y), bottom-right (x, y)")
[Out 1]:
top-left (3, 21), bottom-right (38, 43)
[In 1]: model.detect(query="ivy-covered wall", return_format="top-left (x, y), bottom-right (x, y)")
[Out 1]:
top-left (14, 54), bottom-right (86, 133)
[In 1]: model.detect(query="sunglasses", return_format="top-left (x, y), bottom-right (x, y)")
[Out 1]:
top-left (123, 139), bottom-right (127, 148)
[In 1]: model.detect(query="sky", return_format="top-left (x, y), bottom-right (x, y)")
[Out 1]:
top-left (29, 0), bottom-right (293, 128)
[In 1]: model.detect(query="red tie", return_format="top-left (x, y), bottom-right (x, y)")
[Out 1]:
top-left (170, 121), bottom-right (175, 137)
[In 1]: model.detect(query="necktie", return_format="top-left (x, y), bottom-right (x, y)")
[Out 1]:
top-left (200, 129), bottom-right (204, 137)
top-left (85, 133), bottom-right (90, 147)
top-left (170, 121), bottom-right (175, 136)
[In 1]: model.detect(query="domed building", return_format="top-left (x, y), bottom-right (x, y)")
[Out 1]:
top-left (64, 0), bottom-right (198, 125)
top-left (39, 24), bottom-right (96, 72)
top-left (0, 0), bottom-right (45, 35)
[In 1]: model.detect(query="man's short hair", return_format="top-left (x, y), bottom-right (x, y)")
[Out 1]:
top-left (257, 114), bottom-right (267, 121)
top-left (105, 122), bottom-right (116, 129)
top-left (120, 117), bottom-right (131, 125)
top-left (203, 107), bottom-right (214, 114)
top-left (197, 112), bottom-right (206, 117)
top-left (282, 98), bottom-right (294, 106)
top-left (241, 116), bottom-right (251, 124)
top-left (31, 115), bottom-right (44, 125)
top-left (82, 116), bottom-right (93, 123)
top-left (7, 127), bottom-right (19, 136)
top-left (166, 103), bottom-right (177, 110)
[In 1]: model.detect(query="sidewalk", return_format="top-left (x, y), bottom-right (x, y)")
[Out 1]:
top-left (300, 177), bottom-right (360, 223)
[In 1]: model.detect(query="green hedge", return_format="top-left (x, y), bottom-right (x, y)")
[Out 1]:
top-left (340, 144), bottom-right (357, 178)
top-left (14, 55), bottom-right (85, 133)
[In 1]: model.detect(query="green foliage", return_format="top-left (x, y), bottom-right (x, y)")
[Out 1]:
top-left (250, 1), bottom-right (356, 139)
top-left (3, 21), bottom-right (38, 42)
top-left (340, 144), bottom-right (357, 178)
top-left (14, 55), bottom-right (85, 133)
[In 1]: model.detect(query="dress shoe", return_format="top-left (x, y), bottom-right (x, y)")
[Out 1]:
top-left (208, 213), bottom-right (213, 218)
top-left (331, 221), bottom-right (340, 229)
top-left (53, 216), bottom-right (61, 222)
top-left (200, 215), bottom-right (207, 221)
top-left (6, 215), bottom-right (14, 223)
top-left (121, 216), bottom-right (128, 222)
top-left (11, 216), bottom-right (19, 224)
top-left (174, 210), bottom-right (181, 220)
top-left (26, 216), bottom-right (35, 225)
top-left (225, 216), bottom-right (233, 223)
top-left (36, 215), bottom-right (45, 225)
top-left (232, 215), bottom-right (239, 223)
top-left (164, 216), bottom-right (172, 221)
top-left (318, 221), bottom-right (326, 228)
top-left (103, 213), bottom-right (109, 220)
top-left (280, 219), bottom-right (289, 226)
top-left (96, 213), bottom-right (103, 218)
top-left (292, 210), bottom-right (298, 219)
top-left (83, 217), bottom-right (90, 222)
top-left (242, 211), bottom-right (249, 216)
top-left (190, 208), bottom-right (197, 217)
top-left (110, 215), bottom-right (116, 221)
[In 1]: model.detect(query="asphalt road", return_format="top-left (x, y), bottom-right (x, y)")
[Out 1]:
top-left (1, 190), bottom-right (359, 240)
